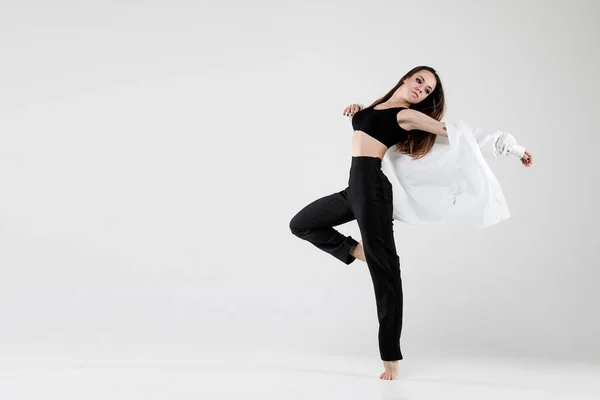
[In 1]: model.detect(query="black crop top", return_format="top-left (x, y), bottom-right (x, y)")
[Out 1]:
top-left (351, 106), bottom-right (410, 148)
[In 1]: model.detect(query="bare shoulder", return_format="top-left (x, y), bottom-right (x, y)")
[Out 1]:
top-left (396, 108), bottom-right (415, 131)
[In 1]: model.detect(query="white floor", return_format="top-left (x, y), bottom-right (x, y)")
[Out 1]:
top-left (1, 345), bottom-right (599, 399)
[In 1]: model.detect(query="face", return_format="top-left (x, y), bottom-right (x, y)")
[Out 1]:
top-left (404, 70), bottom-right (436, 103)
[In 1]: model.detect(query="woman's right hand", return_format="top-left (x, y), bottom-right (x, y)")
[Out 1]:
top-left (343, 104), bottom-right (362, 117)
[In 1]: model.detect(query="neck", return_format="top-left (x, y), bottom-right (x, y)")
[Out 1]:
top-left (384, 94), bottom-right (410, 108)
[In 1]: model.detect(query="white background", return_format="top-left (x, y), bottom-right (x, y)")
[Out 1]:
top-left (0, 0), bottom-right (598, 365)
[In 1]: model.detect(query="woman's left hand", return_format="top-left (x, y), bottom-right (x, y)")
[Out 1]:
top-left (520, 149), bottom-right (533, 167)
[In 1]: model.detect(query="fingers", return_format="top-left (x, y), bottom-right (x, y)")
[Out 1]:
top-left (519, 149), bottom-right (533, 167)
top-left (343, 104), bottom-right (361, 117)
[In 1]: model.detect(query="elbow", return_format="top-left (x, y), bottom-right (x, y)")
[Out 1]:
top-left (410, 113), bottom-right (447, 137)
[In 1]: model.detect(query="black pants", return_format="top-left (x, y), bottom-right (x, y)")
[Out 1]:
top-left (289, 156), bottom-right (403, 361)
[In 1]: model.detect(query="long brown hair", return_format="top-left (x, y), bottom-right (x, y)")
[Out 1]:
top-left (367, 66), bottom-right (446, 160)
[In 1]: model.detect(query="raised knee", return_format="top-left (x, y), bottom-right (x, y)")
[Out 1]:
top-left (289, 217), bottom-right (308, 237)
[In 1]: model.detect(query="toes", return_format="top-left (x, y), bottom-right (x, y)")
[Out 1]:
top-left (380, 372), bottom-right (398, 380)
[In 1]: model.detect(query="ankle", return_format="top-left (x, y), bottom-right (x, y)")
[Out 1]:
top-left (349, 243), bottom-right (358, 257)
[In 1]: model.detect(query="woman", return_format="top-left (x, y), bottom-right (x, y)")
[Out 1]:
top-left (288, 65), bottom-right (532, 381)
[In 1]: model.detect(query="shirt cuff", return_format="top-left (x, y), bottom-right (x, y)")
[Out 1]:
top-left (509, 143), bottom-right (526, 158)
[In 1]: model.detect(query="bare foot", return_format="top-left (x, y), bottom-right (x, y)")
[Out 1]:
top-left (379, 360), bottom-right (398, 380)
top-left (350, 240), bottom-right (366, 262)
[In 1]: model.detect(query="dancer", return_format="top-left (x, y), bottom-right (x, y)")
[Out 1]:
top-left (288, 65), bottom-right (532, 381)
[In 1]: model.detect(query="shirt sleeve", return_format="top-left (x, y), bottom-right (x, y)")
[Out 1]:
top-left (472, 128), bottom-right (525, 159)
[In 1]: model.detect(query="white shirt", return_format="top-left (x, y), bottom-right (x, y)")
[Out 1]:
top-left (380, 120), bottom-right (525, 228)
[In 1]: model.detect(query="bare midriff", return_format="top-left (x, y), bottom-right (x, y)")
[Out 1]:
top-left (352, 130), bottom-right (388, 159)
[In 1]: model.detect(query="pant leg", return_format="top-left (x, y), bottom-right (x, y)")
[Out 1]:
top-left (289, 188), bottom-right (360, 264)
top-left (348, 158), bottom-right (404, 361)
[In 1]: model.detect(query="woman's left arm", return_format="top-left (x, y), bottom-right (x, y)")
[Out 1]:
top-left (406, 110), bottom-right (533, 166)
top-left (402, 109), bottom-right (448, 137)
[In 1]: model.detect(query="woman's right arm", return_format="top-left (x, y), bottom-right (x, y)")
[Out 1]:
top-left (399, 109), bottom-right (448, 137)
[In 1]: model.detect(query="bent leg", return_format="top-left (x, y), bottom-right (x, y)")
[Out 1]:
top-left (289, 188), bottom-right (359, 264)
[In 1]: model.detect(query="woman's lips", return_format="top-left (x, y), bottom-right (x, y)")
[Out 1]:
top-left (411, 91), bottom-right (418, 97)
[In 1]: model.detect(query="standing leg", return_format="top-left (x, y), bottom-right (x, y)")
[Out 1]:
top-left (348, 159), bottom-right (404, 362)
top-left (359, 212), bottom-right (403, 362)
top-left (289, 188), bottom-right (359, 264)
